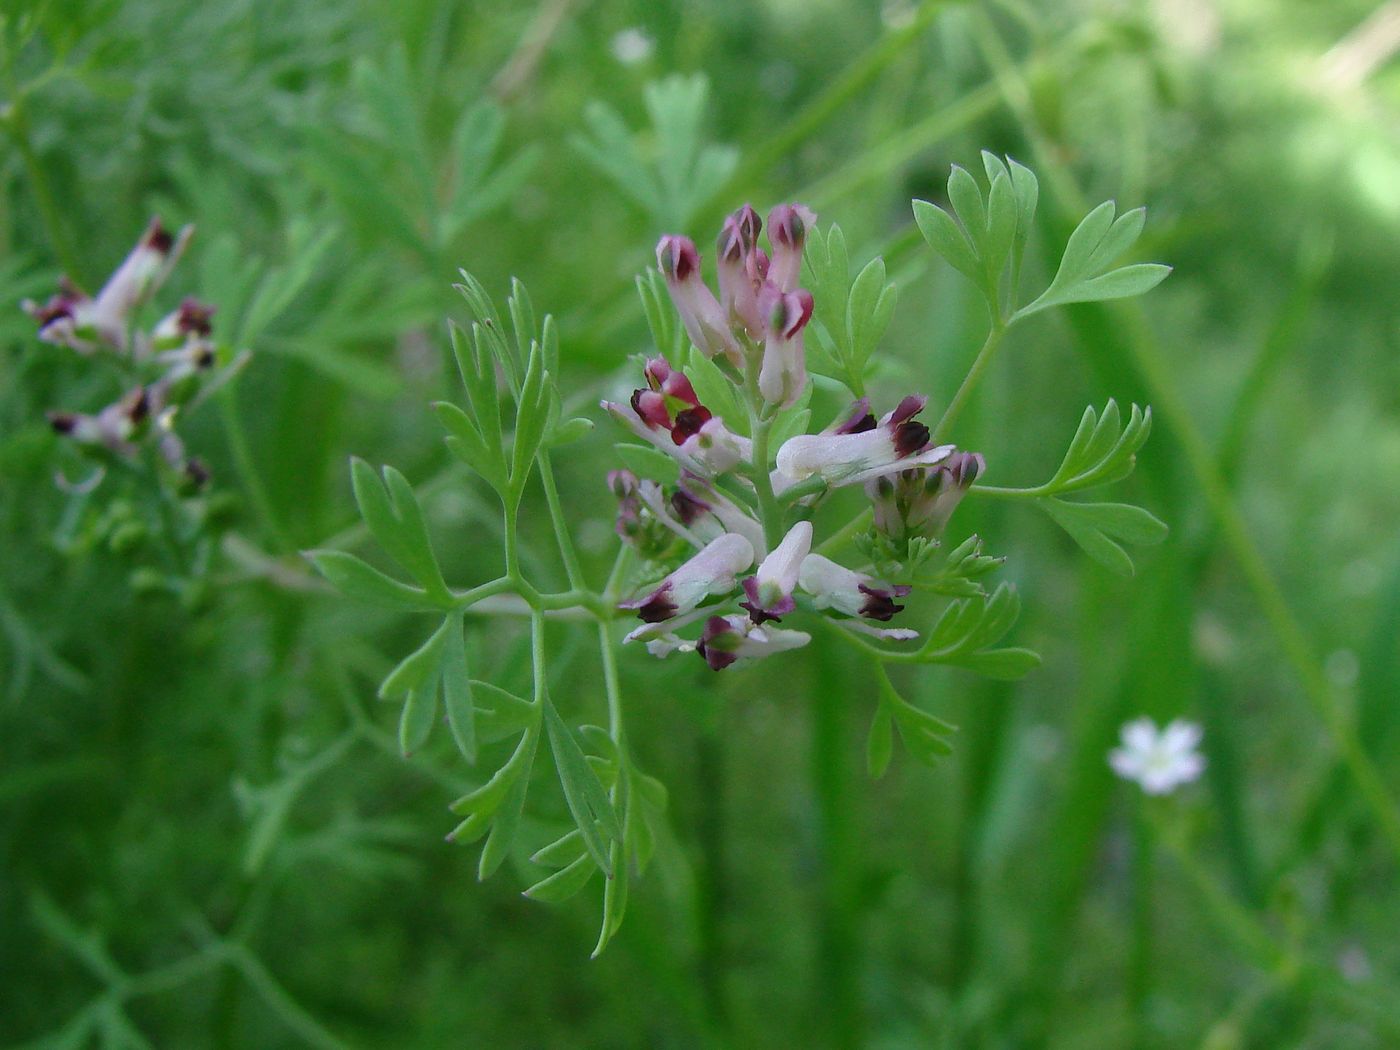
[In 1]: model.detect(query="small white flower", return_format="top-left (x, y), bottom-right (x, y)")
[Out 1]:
top-left (611, 27), bottom-right (654, 66)
top-left (1109, 718), bottom-right (1206, 795)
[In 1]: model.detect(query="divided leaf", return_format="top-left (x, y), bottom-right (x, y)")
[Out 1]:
top-left (1017, 200), bottom-right (1171, 319)
top-left (1039, 499), bottom-right (1168, 578)
top-left (914, 583), bottom-right (1041, 679)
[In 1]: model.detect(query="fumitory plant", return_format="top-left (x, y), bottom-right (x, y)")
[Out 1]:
top-left (21, 218), bottom-right (246, 604)
top-left (311, 153), bottom-right (1170, 953)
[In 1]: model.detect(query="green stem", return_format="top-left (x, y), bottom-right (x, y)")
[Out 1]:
top-left (811, 638), bottom-right (861, 1048)
top-left (743, 356), bottom-right (784, 550)
top-left (714, 0), bottom-right (948, 212)
top-left (2, 85), bottom-right (80, 277)
top-left (971, 11), bottom-right (1400, 864)
top-left (538, 450), bottom-right (587, 590)
top-left (218, 387), bottom-right (292, 553)
top-left (931, 320), bottom-right (1007, 445)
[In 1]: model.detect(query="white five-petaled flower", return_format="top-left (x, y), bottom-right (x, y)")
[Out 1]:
top-left (1109, 718), bottom-right (1206, 795)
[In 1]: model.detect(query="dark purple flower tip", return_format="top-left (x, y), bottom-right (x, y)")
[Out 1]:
top-left (768, 204), bottom-right (809, 248)
top-left (767, 289), bottom-right (814, 339)
top-left (631, 388), bottom-right (670, 429)
top-left (177, 297), bottom-right (215, 336)
top-left (48, 412), bottom-right (79, 434)
top-left (740, 576), bottom-right (796, 625)
top-left (947, 451), bottom-right (985, 486)
top-left (834, 398), bottom-right (877, 435)
top-left (887, 395), bottom-right (928, 426)
top-left (193, 345), bottom-right (215, 369)
top-left (893, 420), bottom-right (931, 458)
top-left (122, 387), bottom-right (150, 425)
top-left (646, 357), bottom-right (700, 405)
top-left (857, 584), bottom-right (907, 622)
top-left (608, 469), bottom-right (639, 498)
top-left (670, 487), bottom-right (710, 525)
top-left (619, 582), bottom-right (677, 623)
top-left (753, 249), bottom-right (771, 280)
top-left (657, 235), bottom-right (700, 282)
top-left (735, 204), bottom-right (762, 246)
top-left (30, 293), bottom-right (78, 329)
top-left (143, 218), bottom-right (174, 254)
top-left (185, 458), bottom-right (211, 487)
top-left (696, 615), bottom-right (740, 671)
top-left (670, 405), bottom-right (713, 445)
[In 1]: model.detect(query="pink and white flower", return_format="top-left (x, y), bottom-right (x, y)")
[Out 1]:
top-left (739, 521), bottom-right (811, 623)
top-left (773, 396), bottom-right (954, 493)
top-left (766, 203), bottom-right (815, 293)
top-left (618, 532), bottom-right (755, 624)
top-left (798, 553), bottom-right (911, 622)
top-left (716, 204), bottom-right (767, 336)
top-left (26, 219), bottom-right (191, 355)
top-left (656, 235), bottom-right (742, 365)
top-left (694, 613), bottom-right (812, 671)
top-left (602, 356), bottom-right (752, 476)
top-left (867, 450), bottom-right (986, 544)
top-left (757, 287), bottom-right (813, 409)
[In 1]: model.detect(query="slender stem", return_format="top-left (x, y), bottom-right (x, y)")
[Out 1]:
top-left (742, 355), bottom-right (784, 550)
top-left (811, 638), bottom-right (861, 1048)
top-left (1128, 802), bottom-right (1153, 1049)
top-left (502, 499), bottom-right (522, 580)
top-left (715, 0), bottom-right (947, 212)
top-left (931, 320), bottom-right (1007, 445)
top-left (965, 483), bottom-right (1043, 500)
top-left (1, 68), bottom-right (81, 277)
top-left (971, 11), bottom-right (1400, 863)
top-left (538, 450), bottom-right (587, 590)
top-left (218, 387), bottom-right (292, 553)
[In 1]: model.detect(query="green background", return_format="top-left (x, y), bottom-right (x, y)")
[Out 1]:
top-left (3, 0), bottom-right (1400, 1046)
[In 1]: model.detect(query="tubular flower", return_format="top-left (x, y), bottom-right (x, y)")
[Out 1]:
top-left (773, 396), bottom-right (954, 494)
top-left (48, 387), bottom-right (150, 458)
top-left (766, 203), bottom-right (815, 293)
top-left (740, 521), bottom-right (812, 624)
top-left (716, 204), bottom-right (767, 336)
top-left (656, 235), bottom-right (742, 365)
top-left (25, 219), bottom-right (191, 355)
top-left (602, 356), bottom-right (752, 476)
top-left (757, 287), bottom-right (814, 409)
top-left (674, 474), bottom-right (768, 557)
top-left (695, 614), bottom-right (812, 671)
top-left (29, 218), bottom-right (224, 488)
top-left (618, 532), bottom-right (755, 624)
top-left (798, 553), bottom-right (912, 622)
top-left (867, 450), bottom-right (986, 544)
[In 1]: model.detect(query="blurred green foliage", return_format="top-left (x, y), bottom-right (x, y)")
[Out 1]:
top-left (3, 0), bottom-right (1400, 1046)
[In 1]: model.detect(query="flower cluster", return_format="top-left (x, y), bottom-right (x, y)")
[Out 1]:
top-left (24, 218), bottom-right (219, 487)
top-left (605, 204), bottom-right (985, 669)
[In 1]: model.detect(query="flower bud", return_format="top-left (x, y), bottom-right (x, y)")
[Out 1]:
top-left (656, 235), bottom-right (742, 365)
top-left (766, 204), bottom-right (816, 293)
top-left (758, 288), bottom-right (813, 409)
